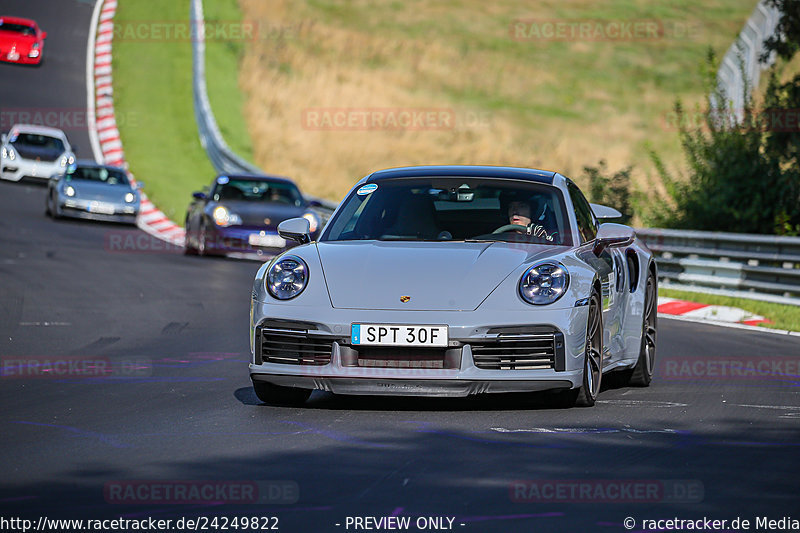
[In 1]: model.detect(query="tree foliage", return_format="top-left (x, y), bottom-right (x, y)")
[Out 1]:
top-left (581, 160), bottom-right (633, 225)
top-left (644, 6), bottom-right (800, 235)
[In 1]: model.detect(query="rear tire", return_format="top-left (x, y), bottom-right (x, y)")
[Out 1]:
top-left (252, 380), bottom-right (311, 406)
top-left (627, 273), bottom-right (657, 386)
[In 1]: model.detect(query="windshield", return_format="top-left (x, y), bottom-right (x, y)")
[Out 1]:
top-left (211, 178), bottom-right (304, 206)
top-left (321, 177), bottom-right (573, 246)
top-left (0, 22), bottom-right (35, 35)
top-left (11, 133), bottom-right (64, 153)
top-left (66, 166), bottom-right (130, 186)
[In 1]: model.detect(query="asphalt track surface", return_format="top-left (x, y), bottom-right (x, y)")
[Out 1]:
top-left (1, 2), bottom-right (800, 532)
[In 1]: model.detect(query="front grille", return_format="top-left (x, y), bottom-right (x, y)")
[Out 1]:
top-left (355, 347), bottom-right (447, 368)
top-left (470, 328), bottom-right (563, 370)
top-left (256, 322), bottom-right (333, 366)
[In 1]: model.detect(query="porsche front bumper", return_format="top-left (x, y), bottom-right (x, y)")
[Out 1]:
top-left (249, 303), bottom-right (589, 397)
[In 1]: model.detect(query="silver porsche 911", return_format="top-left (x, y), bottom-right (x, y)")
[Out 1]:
top-left (46, 161), bottom-right (141, 224)
top-left (249, 166), bottom-right (657, 407)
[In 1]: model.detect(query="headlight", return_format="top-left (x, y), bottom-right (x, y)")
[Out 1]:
top-left (124, 192), bottom-right (135, 203)
top-left (68, 155), bottom-right (75, 165)
top-left (60, 156), bottom-right (68, 167)
top-left (212, 206), bottom-right (242, 227)
top-left (1, 147), bottom-right (7, 159)
top-left (266, 255), bottom-right (308, 300)
top-left (302, 211), bottom-right (319, 233)
top-left (65, 185), bottom-right (76, 197)
top-left (4, 147), bottom-right (15, 161)
top-left (519, 262), bottom-right (569, 305)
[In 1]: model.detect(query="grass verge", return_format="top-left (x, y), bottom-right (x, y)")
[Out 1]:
top-left (113, 0), bottom-right (254, 222)
top-left (237, 0), bottom-right (758, 202)
top-left (659, 288), bottom-right (800, 332)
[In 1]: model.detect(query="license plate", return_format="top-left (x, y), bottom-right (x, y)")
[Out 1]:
top-left (351, 324), bottom-right (448, 347)
top-left (88, 202), bottom-right (115, 215)
top-left (248, 233), bottom-right (286, 248)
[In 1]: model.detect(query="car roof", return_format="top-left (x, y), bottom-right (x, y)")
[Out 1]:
top-left (9, 124), bottom-right (66, 138)
top-left (0, 16), bottom-right (38, 27)
top-left (365, 165), bottom-right (557, 185)
top-left (215, 173), bottom-right (297, 185)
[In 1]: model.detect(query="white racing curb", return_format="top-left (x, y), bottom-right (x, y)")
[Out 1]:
top-left (86, 0), bottom-right (185, 246)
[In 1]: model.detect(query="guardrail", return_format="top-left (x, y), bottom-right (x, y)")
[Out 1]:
top-left (636, 228), bottom-right (800, 306)
top-left (716, 0), bottom-right (781, 119)
top-left (189, 0), bottom-right (337, 222)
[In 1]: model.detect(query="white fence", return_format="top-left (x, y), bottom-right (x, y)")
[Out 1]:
top-left (716, 0), bottom-right (781, 118)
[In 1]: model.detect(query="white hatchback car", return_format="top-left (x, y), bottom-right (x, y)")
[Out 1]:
top-left (1, 124), bottom-right (76, 183)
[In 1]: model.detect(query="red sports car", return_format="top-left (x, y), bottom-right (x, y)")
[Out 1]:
top-left (0, 16), bottom-right (47, 65)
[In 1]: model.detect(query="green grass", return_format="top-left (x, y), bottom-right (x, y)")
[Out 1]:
top-left (113, 0), bottom-right (254, 222)
top-left (659, 288), bottom-right (800, 332)
top-left (238, 0), bottom-right (760, 201)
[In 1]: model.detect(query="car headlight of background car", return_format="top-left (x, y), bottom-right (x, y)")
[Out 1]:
top-left (302, 211), bottom-right (320, 233)
top-left (65, 185), bottom-right (76, 197)
top-left (519, 261), bottom-right (569, 305)
top-left (266, 255), bottom-right (308, 300)
top-left (2, 146), bottom-right (15, 161)
top-left (59, 154), bottom-right (75, 168)
top-left (212, 206), bottom-right (242, 227)
top-left (124, 192), bottom-right (136, 203)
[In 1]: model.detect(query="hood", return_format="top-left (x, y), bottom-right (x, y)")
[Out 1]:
top-left (12, 144), bottom-right (63, 163)
top-left (210, 200), bottom-right (307, 228)
top-left (317, 240), bottom-right (570, 311)
top-left (0, 33), bottom-right (35, 52)
top-left (68, 180), bottom-right (134, 202)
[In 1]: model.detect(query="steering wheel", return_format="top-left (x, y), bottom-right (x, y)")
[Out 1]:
top-left (493, 224), bottom-right (527, 234)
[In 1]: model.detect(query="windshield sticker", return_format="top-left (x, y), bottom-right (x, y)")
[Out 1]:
top-left (357, 183), bottom-right (378, 196)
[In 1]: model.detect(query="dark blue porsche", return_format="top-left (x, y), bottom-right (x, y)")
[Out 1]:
top-left (184, 174), bottom-right (322, 257)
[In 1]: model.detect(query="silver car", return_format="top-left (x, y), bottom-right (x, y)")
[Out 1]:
top-left (46, 161), bottom-right (141, 224)
top-left (1, 124), bottom-right (75, 183)
top-left (249, 166), bottom-right (657, 407)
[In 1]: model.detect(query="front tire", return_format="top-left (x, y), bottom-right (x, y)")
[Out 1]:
top-left (184, 220), bottom-right (199, 255)
top-left (554, 291), bottom-right (603, 408)
top-left (627, 273), bottom-right (657, 386)
top-left (252, 380), bottom-right (311, 406)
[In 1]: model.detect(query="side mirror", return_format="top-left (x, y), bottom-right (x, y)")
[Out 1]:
top-left (590, 203), bottom-right (623, 220)
top-left (41, 31), bottom-right (48, 39)
top-left (135, 181), bottom-right (144, 190)
top-left (1, 134), bottom-right (6, 144)
top-left (593, 223), bottom-right (634, 256)
top-left (307, 199), bottom-right (322, 208)
top-left (192, 191), bottom-right (206, 200)
top-left (278, 217), bottom-right (311, 244)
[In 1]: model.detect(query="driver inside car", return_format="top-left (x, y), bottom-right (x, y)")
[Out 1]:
top-left (497, 198), bottom-right (556, 242)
